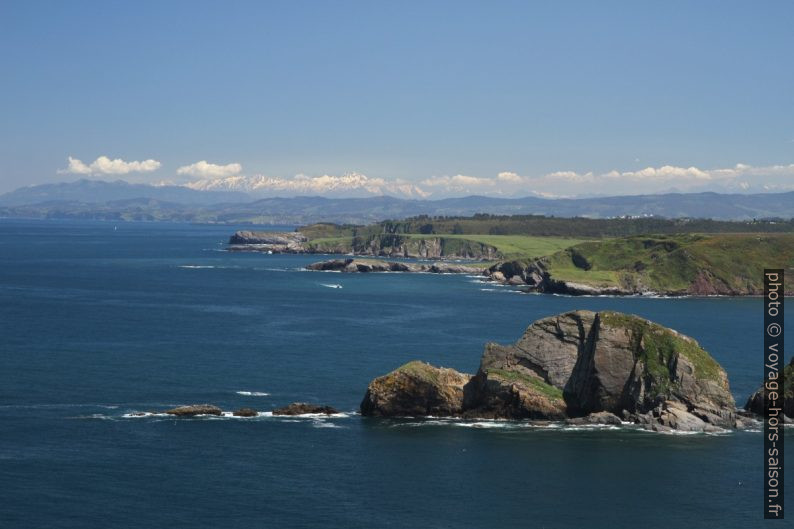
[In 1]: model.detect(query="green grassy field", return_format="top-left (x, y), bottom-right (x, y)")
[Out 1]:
top-left (303, 231), bottom-right (589, 260)
top-left (403, 234), bottom-right (588, 260)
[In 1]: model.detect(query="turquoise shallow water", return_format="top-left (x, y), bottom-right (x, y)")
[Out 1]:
top-left (0, 219), bottom-right (789, 528)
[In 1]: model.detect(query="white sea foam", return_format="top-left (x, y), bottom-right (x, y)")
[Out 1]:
top-left (122, 412), bottom-right (170, 418)
top-left (386, 417), bottom-right (734, 435)
top-left (178, 265), bottom-right (217, 269)
top-left (120, 410), bottom-right (353, 420)
top-left (69, 413), bottom-right (117, 420)
top-left (235, 391), bottom-right (270, 397)
top-left (216, 411), bottom-right (270, 419)
top-left (312, 420), bottom-right (343, 428)
top-left (320, 283), bottom-right (343, 289)
top-left (272, 412), bottom-right (352, 419)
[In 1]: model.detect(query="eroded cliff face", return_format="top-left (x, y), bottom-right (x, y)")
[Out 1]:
top-left (353, 235), bottom-right (500, 260)
top-left (361, 310), bottom-right (738, 432)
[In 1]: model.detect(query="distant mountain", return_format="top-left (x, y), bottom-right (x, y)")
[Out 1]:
top-left (1, 179), bottom-right (792, 223)
top-left (0, 179), bottom-right (250, 206)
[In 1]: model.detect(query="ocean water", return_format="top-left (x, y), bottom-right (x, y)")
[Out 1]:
top-left (0, 219), bottom-right (789, 529)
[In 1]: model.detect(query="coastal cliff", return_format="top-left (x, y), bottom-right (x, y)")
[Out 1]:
top-left (228, 230), bottom-right (501, 260)
top-left (362, 310), bottom-right (737, 432)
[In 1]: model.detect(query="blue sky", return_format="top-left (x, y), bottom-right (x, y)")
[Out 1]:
top-left (1, 1), bottom-right (793, 197)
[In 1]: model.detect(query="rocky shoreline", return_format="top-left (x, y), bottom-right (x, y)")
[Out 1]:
top-left (306, 258), bottom-right (483, 275)
top-left (303, 256), bottom-right (668, 296)
top-left (304, 256), bottom-right (773, 297)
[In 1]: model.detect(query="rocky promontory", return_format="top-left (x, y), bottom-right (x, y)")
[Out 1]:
top-left (361, 310), bottom-right (737, 432)
top-left (483, 259), bottom-right (636, 296)
top-left (306, 258), bottom-right (482, 275)
top-left (228, 231), bottom-right (309, 253)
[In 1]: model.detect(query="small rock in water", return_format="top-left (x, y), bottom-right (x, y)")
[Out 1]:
top-left (272, 402), bottom-right (339, 415)
top-left (233, 407), bottom-right (258, 417)
top-left (565, 411), bottom-right (623, 426)
top-left (165, 404), bottom-right (223, 416)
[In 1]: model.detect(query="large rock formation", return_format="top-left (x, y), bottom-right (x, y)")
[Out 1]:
top-left (745, 357), bottom-right (794, 418)
top-left (361, 361), bottom-right (472, 417)
top-left (361, 311), bottom-right (737, 431)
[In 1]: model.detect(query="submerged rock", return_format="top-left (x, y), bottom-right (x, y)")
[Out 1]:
top-left (361, 361), bottom-right (472, 417)
top-left (165, 404), bottom-right (223, 416)
top-left (272, 403), bottom-right (339, 415)
top-left (361, 310), bottom-right (737, 431)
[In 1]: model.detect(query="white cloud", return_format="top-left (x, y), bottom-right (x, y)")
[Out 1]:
top-left (60, 156), bottom-right (161, 175)
top-left (420, 174), bottom-right (498, 194)
top-left (500, 162), bottom-right (794, 196)
top-left (176, 160), bottom-right (242, 178)
top-left (497, 171), bottom-right (522, 182)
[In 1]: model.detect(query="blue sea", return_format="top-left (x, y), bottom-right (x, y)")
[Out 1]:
top-left (0, 219), bottom-right (789, 529)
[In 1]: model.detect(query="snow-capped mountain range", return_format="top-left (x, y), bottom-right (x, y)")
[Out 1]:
top-left (182, 172), bottom-right (430, 199)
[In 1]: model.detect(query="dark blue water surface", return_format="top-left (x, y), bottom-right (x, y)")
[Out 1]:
top-left (0, 219), bottom-right (790, 529)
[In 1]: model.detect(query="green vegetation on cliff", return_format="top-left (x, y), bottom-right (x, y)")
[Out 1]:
top-left (485, 368), bottom-right (564, 400)
top-left (367, 215), bottom-right (794, 237)
top-left (545, 234), bottom-right (794, 294)
top-left (600, 311), bottom-right (722, 391)
top-left (394, 361), bottom-right (443, 384)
